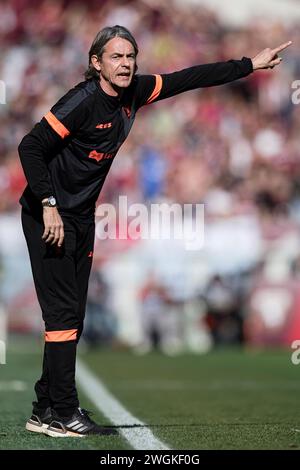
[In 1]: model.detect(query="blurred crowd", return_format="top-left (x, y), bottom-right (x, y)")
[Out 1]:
top-left (1, 0), bottom-right (300, 352)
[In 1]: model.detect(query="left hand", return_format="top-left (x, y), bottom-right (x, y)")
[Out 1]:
top-left (251, 41), bottom-right (292, 70)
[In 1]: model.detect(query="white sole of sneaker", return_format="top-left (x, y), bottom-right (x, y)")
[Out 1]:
top-left (25, 421), bottom-right (49, 434)
top-left (45, 427), bottom-right (85, 438)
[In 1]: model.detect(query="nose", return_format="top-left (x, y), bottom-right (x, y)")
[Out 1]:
top-left (121, 56), bottom-right (130, 68)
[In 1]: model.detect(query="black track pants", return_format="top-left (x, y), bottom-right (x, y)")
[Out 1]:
top-left (21, 208), bottom-right (95, 416)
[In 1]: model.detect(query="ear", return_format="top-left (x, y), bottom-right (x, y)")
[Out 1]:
top-left (91, 55), bottom-right (101, 72)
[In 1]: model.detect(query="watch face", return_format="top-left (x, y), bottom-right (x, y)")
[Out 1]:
top-left (49, 196), bottom-right (56, 206)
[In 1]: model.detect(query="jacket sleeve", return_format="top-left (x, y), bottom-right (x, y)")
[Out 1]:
top-left (18, 87), bottom-right (89, 201)
top-left (134, 57), bottom-right (253, 108)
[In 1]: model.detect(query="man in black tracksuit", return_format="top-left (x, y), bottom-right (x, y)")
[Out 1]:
top-left (18, 25), bottom-right (291, 437)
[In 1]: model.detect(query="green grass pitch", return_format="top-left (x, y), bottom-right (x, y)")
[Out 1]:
top-left (0, 335), bottom-right (300, 450)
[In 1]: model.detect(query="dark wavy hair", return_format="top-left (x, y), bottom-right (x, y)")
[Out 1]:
top-left (84, 25), bottom-right (139, 80)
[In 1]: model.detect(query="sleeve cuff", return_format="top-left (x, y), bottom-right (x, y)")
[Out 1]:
top-left (242, 57), bottom-right (254, 75)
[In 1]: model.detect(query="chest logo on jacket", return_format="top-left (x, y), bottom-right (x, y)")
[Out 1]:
top-left (88, 150), bottom-right (114, 162)
top-left (95, 122), bottom-right (112, 129)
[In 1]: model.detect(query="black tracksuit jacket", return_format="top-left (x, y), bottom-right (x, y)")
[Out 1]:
top-left (18, 57), bottom-right (253, 219)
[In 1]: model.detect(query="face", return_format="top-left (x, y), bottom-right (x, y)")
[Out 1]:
top-left (92, 37), bottom-right (137, 95)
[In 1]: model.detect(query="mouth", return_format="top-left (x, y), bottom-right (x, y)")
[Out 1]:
top-left (117, 72), bottom-right (131, 78)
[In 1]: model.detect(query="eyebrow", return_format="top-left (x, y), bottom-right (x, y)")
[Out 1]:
top-left (110, 52), bottom-right (136, 57)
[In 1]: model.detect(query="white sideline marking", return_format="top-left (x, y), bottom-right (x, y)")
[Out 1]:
top-left (0, 380), bottom-right (27, 391)
top-left (76, 358), bottom-right (170, 450)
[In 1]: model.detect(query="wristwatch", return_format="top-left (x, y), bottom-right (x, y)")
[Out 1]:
top-left (42, 196), bottom-right (57, 208)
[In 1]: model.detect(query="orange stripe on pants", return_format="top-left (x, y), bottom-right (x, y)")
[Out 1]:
top-left (45, 329), bottom-right (77, 342)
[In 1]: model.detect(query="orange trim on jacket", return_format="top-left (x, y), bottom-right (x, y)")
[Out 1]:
top-left (146, 75), bottom-right (163, 104)
top-left (44, 111), bottom-right (70, 139)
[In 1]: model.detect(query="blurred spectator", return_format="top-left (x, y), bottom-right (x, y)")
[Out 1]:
top-left (136, 273), bottom-right (184, 355)
top-left (203, 274), bottom-right (244, 345)
top-left (83, 269), bottom-right (117, 347)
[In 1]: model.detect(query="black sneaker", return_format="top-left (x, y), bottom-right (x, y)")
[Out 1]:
top-left (45, 407), bottom-right (118, 438)
top-left (25, 405), bottom-right (52, 434)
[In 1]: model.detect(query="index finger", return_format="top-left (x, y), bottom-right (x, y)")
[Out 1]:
top-left (272, 41), bottom-right (292, 54)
